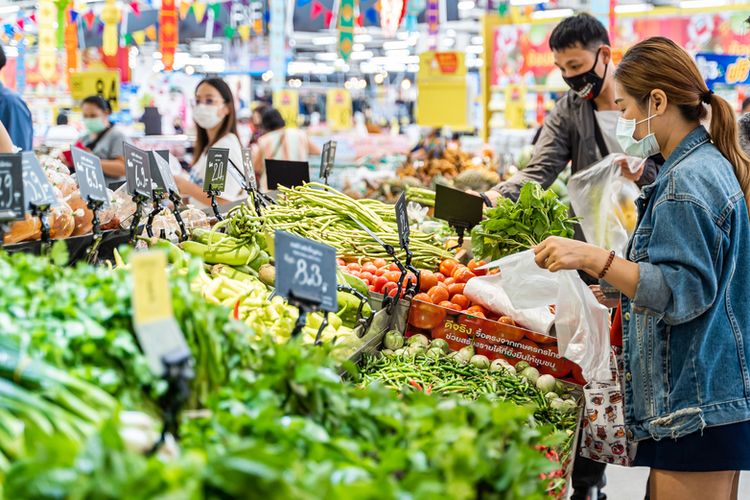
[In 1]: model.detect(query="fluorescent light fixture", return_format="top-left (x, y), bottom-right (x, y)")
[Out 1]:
top-left (315, 52), bottom-right (339, 61)
top-left (679, 0), bottom-right (726, 7)
top-left (441, 38), bottom-right (456, 47)
top-left (471, 36), bottom-right (484, 45)
top-left (510, 0), bottom-right (544, 5)
top-left (614, 3), bottom-right (654, 13)
top-left (200, 43), bottom-right (223, 52)
top-left (352, 43), bottom-right (366, 51)
top-left (405, 55), bottom-right (420, 64)
top-left (0, 6), bottom-right (19, 15)
top-left (383, 40), bottom-right (409, 50)
top-left (355, 34), bottom-right (373, 43)
top-left (458, 0), bottom-right (475, 10)
top-left (351, 50), bottom-right (374, 60)
top-left (386, 49), bottom-right (411, 58)
top-left (531, 8), bottom-right (574, 20)
top-left (152, 51), bottom-right (162, 59)
top-left (312, 36), bottom-right (337, 45)
top-left (466, 45), bottom-right (483, 54)
top-left (446, 29), bottom-right (457, 37)
top-left (407, 64), bottom-right (420, 72)
top-left (2, 46), bottom-right (17, 57)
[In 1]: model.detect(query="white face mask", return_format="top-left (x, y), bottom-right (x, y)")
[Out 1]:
top-left (193, 104), bottom-right (224, 130)
top-left (615, 97), bottom-right (660, 158)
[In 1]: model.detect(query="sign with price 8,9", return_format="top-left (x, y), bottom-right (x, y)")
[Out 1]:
top-left (21, 152), bottom-right (58, 210)
top-left (72, 147), bottom-right (110, 207)
top-left (274, 230), bottom-right (337, 313)
top-left (204, 147), bottom-right (229, 192)
top-left (124, 143), bottom-right (153, 198)
top-left (0, 153), bottom-right (24, 221)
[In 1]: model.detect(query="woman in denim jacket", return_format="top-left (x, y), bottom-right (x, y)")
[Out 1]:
top-left (534, 37), bottom-right (750, 499)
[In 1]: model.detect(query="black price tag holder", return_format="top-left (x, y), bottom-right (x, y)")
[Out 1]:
top-left (203, 147), bottom-right (229, 221)
top-left (351, 217), bottom-right (409, 314)
top-left (395, 192), bottom-right (420, 297)
top-left (124, 143), bottom-right (153, 240)
top-left (433, 183), bottom-right (484, 249)
top-left (319, 140), bottom-right (337, 186)
top-left (21, 152), bottom-right (58, 248)
top-left (266, 159), bottom-right (310, 191)
top-left (0, 154), bottom-right (25, 242)
top-left (274, 230), bottom-right (337, 343)
top-left (239, 148), bottom-right (274, 214)
top-left (72, 147), bottom-right (111, 263)
top-left (156, 151), bottom-right (188, 241)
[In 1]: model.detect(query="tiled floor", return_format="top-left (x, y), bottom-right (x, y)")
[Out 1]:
top-left (575, 466), bottom-right (750, 499)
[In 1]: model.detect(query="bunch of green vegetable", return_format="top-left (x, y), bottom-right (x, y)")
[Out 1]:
top-left (235, 183), bottom-right (451, 269)
top-left (405, 186), bottom-right (436, 207)
top-left (471, 182), bottom-right (576, 262)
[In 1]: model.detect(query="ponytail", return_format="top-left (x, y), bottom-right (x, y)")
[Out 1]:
top-left (707, 93), bottom-right (750, 212)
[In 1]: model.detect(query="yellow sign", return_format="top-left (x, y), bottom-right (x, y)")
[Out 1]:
top-left (416, 51), bottom-right (469, 130)
top-left (504, 84), bottom-right (527, 129)
top-left (70, 71), bottom-right (120, 111)
top-left (273, 89), bottom-right (299, 129)
top-left (131, 251), bottom-right (173, 325)
top-left (326, 89), bottom-right (352, 131)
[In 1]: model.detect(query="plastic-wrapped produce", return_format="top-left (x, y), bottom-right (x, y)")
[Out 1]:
top-left (3, 215), bottom-right (42, 244)
top-left (49, 203), bottom-right (75, 239)
top-left (180, 206), bottom-right (210, 231)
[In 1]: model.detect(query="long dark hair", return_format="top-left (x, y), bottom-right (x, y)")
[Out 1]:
top-left (615, 37), bottom-right (750, 212)
top-left (193, 77), bottom-right (238, 164)
top-left (260, 107), bottom-right (286, 133)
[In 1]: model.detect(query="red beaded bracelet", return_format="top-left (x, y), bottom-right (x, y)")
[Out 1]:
top-left (598, 250), bottom-right (616, 279)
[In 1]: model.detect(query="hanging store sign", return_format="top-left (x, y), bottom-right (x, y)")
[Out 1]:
top-left (337, 0), bottom-right (355, 62)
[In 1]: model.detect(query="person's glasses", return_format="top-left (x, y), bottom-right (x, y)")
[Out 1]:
top-left (192, 98), bottom-right (225, 107)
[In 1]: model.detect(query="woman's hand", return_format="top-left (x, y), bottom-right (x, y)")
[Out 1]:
top-left (533, 236), bottom-right (600, 273)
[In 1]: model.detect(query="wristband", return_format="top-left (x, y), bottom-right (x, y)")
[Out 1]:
top-left (598, 250), bottom-right (616, 280)
top-left (479, 193), bottom-right (492, 208)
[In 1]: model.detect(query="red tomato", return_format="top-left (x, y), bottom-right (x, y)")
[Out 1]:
top-left (444, 277), bottom-right (456, 287)
top-left (498, 316), bottom-right (516, 327)
top-left (447, 283), bottom-right (466, 297)
top-left (362, 263), bottom-right (378, 275)
top-left (347, 263), bottom-right (361, 272)
top-left (372, 276), bottom-right (388, 293)
top-left (373, 258), bottom-right (388, 269)
top-left (374, 267), bottom-right (385, 276)
top-left (451, 294), bottom-right (470, 310)
top-left (471, 311), bottom-right (486, 318)
top-left (413, 292), bottom-right (433, 304)
top-left (360, 272), bottom-right (374, 283)
top-left (435, 272), bottom-right (446, 282)
top-left (439, 300), bottom-right (462, 312)
top-left (388, 263), bottom-right (400, 272)
top-left (454, 268), bottom-right (476, 284)
top-left (348, 271), bottom-right (361, 278)
top-left (368, 285), bottom-right (376, 292)
top-left (382, 282), bottom-right (399, 297)
top-left (466, 305), bottom-right (487, 315)
top-left (439, 259), bottom-right (459, 277)
top-left (419, 271), bottom-right (438, 292)
top-left (336, 258), bottom-right (345, 267)
top-left (427, 286), bottom-right (450, 304)
top-left (384, 270), bottom-right (402, 283)
top-left (408, 300), bottom-right (447, 330)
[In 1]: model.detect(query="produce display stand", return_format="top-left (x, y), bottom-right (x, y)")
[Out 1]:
top-left (3, 228), bottom-right (139, 265)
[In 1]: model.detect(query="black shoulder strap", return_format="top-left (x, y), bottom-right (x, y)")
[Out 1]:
top-left (590, 103), bottom-right (609, 158)
top-left (86, 125), bottom-right (114, 152)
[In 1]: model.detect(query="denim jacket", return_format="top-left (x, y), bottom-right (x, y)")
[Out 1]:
top-left (621, 126), bottom-right (750, 442)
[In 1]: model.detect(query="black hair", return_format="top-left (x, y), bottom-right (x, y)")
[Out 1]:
top-left (0, 45), bottom-right (5, 71)
top-left (82, 95), bottom-right (111, 113)
top-left (193, 77), bottom-right (239, 164)
top-left (261, 107), bottom-right (286, 132)
top-left (743, 96), bottom-right (750, 112)
top-left (57, 112), bottom-right (69, 125)
top-left (549, 13), bottom-right (610, 52)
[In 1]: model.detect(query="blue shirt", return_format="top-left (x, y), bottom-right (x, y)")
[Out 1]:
top-left (0, 82), bottom-right (33, 151)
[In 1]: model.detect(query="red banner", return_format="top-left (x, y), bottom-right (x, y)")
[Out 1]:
top-left (159, 0), bottom-right (178, 71)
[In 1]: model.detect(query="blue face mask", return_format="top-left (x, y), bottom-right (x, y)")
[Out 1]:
top-left (616, 97), bottom-right (660, 159)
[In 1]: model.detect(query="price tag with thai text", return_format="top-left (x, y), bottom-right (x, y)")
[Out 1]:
top-left (72, 147), bottom-right (110, 207)
top-left (0, 153), bottom-right (24, 221)
top-left (274, 230), bottom-right (337, 312)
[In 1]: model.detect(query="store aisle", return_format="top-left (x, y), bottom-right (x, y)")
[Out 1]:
top-left (585, 466), bottom-right (750, 499)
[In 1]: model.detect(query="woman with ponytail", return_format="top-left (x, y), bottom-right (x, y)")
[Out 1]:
top-left (530, 37), bottom-right (750, 499)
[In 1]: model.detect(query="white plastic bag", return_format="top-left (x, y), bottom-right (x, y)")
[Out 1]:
top-left (466, 250), bottom-right (611, 381)
top-left (568, 153), bottom-right (640, 257)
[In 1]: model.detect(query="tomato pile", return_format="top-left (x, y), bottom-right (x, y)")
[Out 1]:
top-left (337, 258), bottom-right (418, 297)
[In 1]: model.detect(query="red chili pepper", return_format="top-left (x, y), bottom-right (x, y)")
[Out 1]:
top-left (424, 384), bottom-right (433, 395)
top-left (233, 299), bottom-right (241, 320)
top-left (407, 379), bottom-right (423, 391)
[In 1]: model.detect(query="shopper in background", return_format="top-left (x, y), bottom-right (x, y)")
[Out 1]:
top-left (535, 36), bottom-right (750, 500)
top-left (249, 104), bottom-right (267, 145)
top-left (740, 97), bottom-right (750, 157)
top-left (44, 111), bottom-right (79, 148)
top-left (175, 77), bottom-right (245, 207)
top-left (742, 96), bottom-right (750, 114)
top-left (79, 95), bottom-right (128, 184)
top-left (0, 45), bottom-right (33, 151)
top-left (0, 121), bottom-right (14, 153)
top-left (483, 14), bottom-right (659, 212)
top-left (251, 106), bottom-right (320, 191)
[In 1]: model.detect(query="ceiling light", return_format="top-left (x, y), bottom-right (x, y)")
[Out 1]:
top-left (351, 50), bottom-right (374, 60)
top-left (471, 36), bottom-right (484, 45)
top-left (530, 8), bottom-right (574, 20)
top-left (387, 49), bottom-right (411, 58)
top-left (315, 52), bottom-right (339, 61)
top-left (383, 40), bottom-right (409, 50)
top-left (353, 43), bottom-right (366, 51)
top-left (466, 45), bottom-right (483, 54)
top-left (401, 79), bottom-right (412, 90)
top-left (0, 6), bottom-right (19, 15)
top-left (374, 73), bottom-right (385, 84)
top-left (510, 0), bottom-right (544, 5)
top-left (458, 1), bottom-right (475, 10)
top-left (312, 36), bottom-right (337, 45)
top-left (354, 34), bottom-right (373, 43)
top-left (679, 0), bottom-right (726, 7)
top-left (441, 38), bottom-right (456, 47)
top-left (446, 29), bottom-right (457, 37)
top-left (614, 3), bottom-right (654, 13)
top-left (407, 64), bottom-right (420, 72)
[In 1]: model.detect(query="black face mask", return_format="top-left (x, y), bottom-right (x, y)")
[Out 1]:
top-left (563, 48), bottom-right (608, 101)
